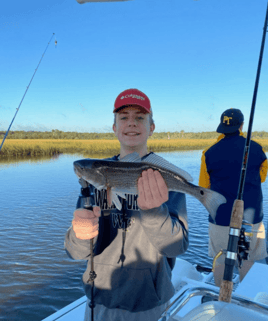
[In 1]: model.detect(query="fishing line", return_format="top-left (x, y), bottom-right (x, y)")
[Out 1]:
top-left (0, 33), bottom-right (56, 152)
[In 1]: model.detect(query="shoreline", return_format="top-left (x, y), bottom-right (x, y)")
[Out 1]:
top-left (1, 138), bottom-right (268, 159)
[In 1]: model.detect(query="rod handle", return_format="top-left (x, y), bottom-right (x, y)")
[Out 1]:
top-left (230, 199), bottom-right (244, 229)
top-left (219, 280), bottom-right (233, 302)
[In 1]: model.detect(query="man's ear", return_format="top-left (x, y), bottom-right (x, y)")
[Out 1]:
top-left (149, 123), bottom-right (155, 136)
top-left (113, 123), bottom-right (117, 135)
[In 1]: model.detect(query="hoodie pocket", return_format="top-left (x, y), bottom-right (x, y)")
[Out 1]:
top-left (85, 264), bottom-right (161, 312)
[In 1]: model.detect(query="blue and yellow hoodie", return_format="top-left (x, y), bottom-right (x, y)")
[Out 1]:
top-left (199, 131), bottom-right (267, 226)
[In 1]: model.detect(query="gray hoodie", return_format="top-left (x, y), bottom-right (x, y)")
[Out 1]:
top-left (65, 153), bottom-right (189, 312)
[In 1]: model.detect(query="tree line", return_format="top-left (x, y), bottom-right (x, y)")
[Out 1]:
top-left (1, 129), bottom-right (268, 140)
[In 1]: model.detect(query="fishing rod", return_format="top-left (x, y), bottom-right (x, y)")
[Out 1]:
top-left (219, 2), bottom-right (268, 303)
top-left (79, 179), bottom-right (97, 321)
top-left (0, 33), bottom-right (56, 152)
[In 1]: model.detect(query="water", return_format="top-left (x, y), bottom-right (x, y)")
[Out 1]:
top-left (0, 151), bottom-right (267, 321)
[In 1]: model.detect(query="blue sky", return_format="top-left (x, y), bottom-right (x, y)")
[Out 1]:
top-left (1, 0), bottom-right (268, 133)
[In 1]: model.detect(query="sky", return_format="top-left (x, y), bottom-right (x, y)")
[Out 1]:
top-left (1, 0), bottom-right (268, 133)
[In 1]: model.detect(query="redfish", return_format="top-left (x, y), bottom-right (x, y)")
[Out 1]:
top-left (73, 152), bottom-right (226, 220)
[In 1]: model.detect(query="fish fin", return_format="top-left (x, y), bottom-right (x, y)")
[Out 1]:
top-left (112, 186), bottom-right (137, 198)
top-left (110, 187), bottom-right (123, 210)
top-left (120, 152), bottom-right (141, 163)
top-left (113, 189), bottom-right (127, 200)
top-left (107, 187), bottom-right (122, 210)
top-left (201, 188), bottom-right (226, 221)
top-left (143, 153), bottom-right (193, 182)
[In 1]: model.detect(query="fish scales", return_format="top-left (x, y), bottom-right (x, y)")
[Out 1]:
top-left (99, 162), bottom-right (188, 191)
top-left (88, 160), bottom-right (203, 200)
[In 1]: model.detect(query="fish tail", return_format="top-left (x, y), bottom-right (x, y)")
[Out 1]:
top-left (201, 188), bottom-right (226, 220)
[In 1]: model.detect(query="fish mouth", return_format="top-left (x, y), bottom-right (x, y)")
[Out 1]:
top-left (73, 161), bottom-right (84, 177)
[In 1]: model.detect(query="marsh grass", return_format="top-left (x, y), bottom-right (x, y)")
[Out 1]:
top-left (0, 139), bottom-right (120, 158)
top-left (1, 138), bottom-right (268, 159)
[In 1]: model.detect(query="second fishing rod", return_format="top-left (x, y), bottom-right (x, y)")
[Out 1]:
top-left (218, 2), bottom-right (268, 302)
top-left (0, 33), bottom-right (56, 152)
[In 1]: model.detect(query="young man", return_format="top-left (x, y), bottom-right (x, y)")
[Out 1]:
top-left (199, 108), bottom-right (268, 287)
top-left (65, 89), bottom-right (189, 321)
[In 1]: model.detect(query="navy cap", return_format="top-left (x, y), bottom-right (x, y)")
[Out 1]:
top-left (216, 108), bottom-right (244, 134)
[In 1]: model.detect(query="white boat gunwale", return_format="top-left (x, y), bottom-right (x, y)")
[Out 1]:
top-left (42, 258), bottom-right (268, 321)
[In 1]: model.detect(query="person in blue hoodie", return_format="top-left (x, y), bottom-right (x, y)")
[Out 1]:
top-left (199, 108), bottom-right (267, 287)
top-left (65, 89), bottom-right (189, 321)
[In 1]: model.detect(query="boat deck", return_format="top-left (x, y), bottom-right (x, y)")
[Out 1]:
top-left (42, 259), bottom-right (268, 321)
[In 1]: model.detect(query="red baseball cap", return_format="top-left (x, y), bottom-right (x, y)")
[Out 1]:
top-left (114, 89), bottom-right (151, 113)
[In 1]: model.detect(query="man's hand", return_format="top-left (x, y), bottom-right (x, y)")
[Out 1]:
top-left (72, 206), bottom-right (101, 240)
top-left (137, 168), bottom-right (169, 210)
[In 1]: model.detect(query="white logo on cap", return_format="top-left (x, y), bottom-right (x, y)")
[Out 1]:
top-left (120, 94), bottom-right (145, 101)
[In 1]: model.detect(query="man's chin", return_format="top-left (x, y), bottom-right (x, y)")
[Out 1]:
top-left (121, 141), bottom-right (143, 149)
top-left (122, 137), bottom-right (141, 144)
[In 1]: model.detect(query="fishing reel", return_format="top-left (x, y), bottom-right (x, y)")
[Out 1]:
top-left (237, 221), bottom-right (252, 267)
top-left (78, 178), bottom-right (95, 209)
top-left (212, 221), bottom-right (254, 271)
top-left (237, 219), bottom-right (265, 267)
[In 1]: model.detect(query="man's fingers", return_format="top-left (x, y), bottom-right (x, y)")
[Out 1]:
top-left (137, 169), bottom-right (169, 210)
top-left (154, 171), bottom-right (169, 201)
top-left (72, 207), bottom-right (100, 240)
top-left (138, 177), bottom-right (144, 198)
top-left (143, 169), bottom-right (166, 202)
top-left (74, 208), bottom-right (96, 219)
top-left (147, 169), bottom-right (162, 200)
top-left (75, 206), bottom-right (101, 219)
top-left (73, 215), bottom-right (98, 227)
top-left (141, 169), bottom-right (154, 200)
top-left (93, 206), bottom-right (101, 217)
top-left (138, 176), bottom-right (146, 209)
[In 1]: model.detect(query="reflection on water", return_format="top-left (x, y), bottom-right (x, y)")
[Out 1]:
top-left (0, 154), bottom-right (86, 320)
top-left (0, 152), bottom-right (116, 166)
top-left (0, 151), bottom-right (267, 321)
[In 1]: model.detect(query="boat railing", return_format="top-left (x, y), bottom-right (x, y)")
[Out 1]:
top-left (158, 286), bottom-right (268, 321)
